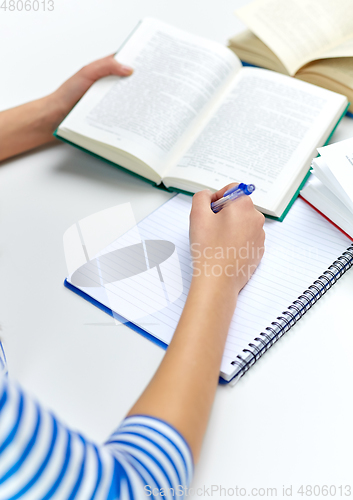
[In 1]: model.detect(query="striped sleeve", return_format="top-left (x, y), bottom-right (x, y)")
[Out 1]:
top-left (0, 341), bottom-right (8, 378)
top-left (0, 375), bottom-right (194, 500)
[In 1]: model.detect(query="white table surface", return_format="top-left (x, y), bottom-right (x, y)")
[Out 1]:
top-left (1, 1), bottom-right (353, 496)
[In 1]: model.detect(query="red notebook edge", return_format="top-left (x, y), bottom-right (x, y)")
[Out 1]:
top-left (299, 195), bottom-right (353, 241)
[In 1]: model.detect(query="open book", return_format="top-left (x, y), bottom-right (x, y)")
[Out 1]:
top-left (229, 0), bottom-right (353, 113)
top-left (55, 18), bottom-right (348, 220)
top-left (301, 138), bottom-right (353, 238)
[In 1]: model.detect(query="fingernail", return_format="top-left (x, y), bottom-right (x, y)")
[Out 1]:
top-left (121, 65), bottom-right (134, 75)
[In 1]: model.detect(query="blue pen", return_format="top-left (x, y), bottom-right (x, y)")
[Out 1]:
top-left (211, 183), bottom-right (255, 213)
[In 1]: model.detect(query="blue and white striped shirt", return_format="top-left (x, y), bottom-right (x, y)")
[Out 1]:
top-left (0, 373), bottom-right (193, 499)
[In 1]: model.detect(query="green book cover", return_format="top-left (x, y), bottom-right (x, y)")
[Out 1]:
top-left (53, 130), bottom-right (160, 188)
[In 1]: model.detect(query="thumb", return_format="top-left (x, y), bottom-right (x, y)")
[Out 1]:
top-left (108, 55), bottom-right (134, 77)
top-left (80, 55), bottom-right (134, 83)
top-left (52, 55), bottom-right (134, 123)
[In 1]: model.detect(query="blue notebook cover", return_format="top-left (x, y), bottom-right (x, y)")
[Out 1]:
top-left (64, 278), bottom-right (229, 384)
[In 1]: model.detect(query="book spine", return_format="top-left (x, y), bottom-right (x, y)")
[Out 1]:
top-left (230, 245), bottom-right (353, 381)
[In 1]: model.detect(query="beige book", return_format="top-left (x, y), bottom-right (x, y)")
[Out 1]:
top-left (229, 0), bottom-right (353, 112)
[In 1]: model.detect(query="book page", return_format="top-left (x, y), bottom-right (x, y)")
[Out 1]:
top-left (319, 37), bottom-right (353, 59)
top-left (165, 68), bottom-right (346, 215)
top-left (67, 194), bottom-right (350, 380)
top-left (228, 30), bottom-right (289, 74)
top-left (296, 58), bottom-right (353, 113)
top-left (236, 0), bottom-right (353, 75)
top-left (311, 156), bottom-right (353, 213)
top-left (318, 137), bottom-right (353, 203)
top-left (301, 176), bottom-right (353, 238)
top-left (299, 57), bottom-right (353, 88)
top-left (59, 18), bottom-right (241, 178)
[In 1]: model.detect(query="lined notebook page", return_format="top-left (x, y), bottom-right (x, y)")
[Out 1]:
top-left (67, 195), bottom-right (350, 379)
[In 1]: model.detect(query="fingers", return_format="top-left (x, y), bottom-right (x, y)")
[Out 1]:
top-left (219, 187), bottom-right (264, 221)
top-left (217, 190), bottom-right (255, 220)
top-left (191, 189), bottom-right (213, 217)
top-left (191, 185), bottom-right (264, 222)
top-left (210, 182), bottom-right (239, 203)
top-left (52, 55), bottom-right (135, 123)
top-left (190, 182), bottom-right (265, 234)
top-left (228, 195), bottom-right (265, 231)
top-left (80, 55), bottom-right (134, 83)
top-left (190, 190), bottom-right (214, 237)
top-left (192, 184), bottom-right (241, 214)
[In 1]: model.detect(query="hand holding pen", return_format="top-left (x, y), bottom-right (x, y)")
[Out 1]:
top-left (211, 183), bottom-right (255, 213)
top-left (190, 183), bottom-right (265, 293)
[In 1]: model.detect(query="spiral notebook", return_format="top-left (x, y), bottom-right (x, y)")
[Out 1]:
top-left (65, 195), bottom-right (353, 383)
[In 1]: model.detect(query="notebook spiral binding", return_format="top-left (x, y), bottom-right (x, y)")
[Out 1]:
top-left (230, 244), bottom-right (353, 382)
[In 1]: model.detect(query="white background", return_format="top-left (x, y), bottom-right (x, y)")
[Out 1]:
top-left (1, 1), bottom-right (353, 497)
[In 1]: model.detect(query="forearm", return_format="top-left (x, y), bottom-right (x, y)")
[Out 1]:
top-left (127, 275), bottom-right (238, 463)
top-left (0, 55), bottom-right (134, 163)
top-left (0, 94), bottom-right (62, 162)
